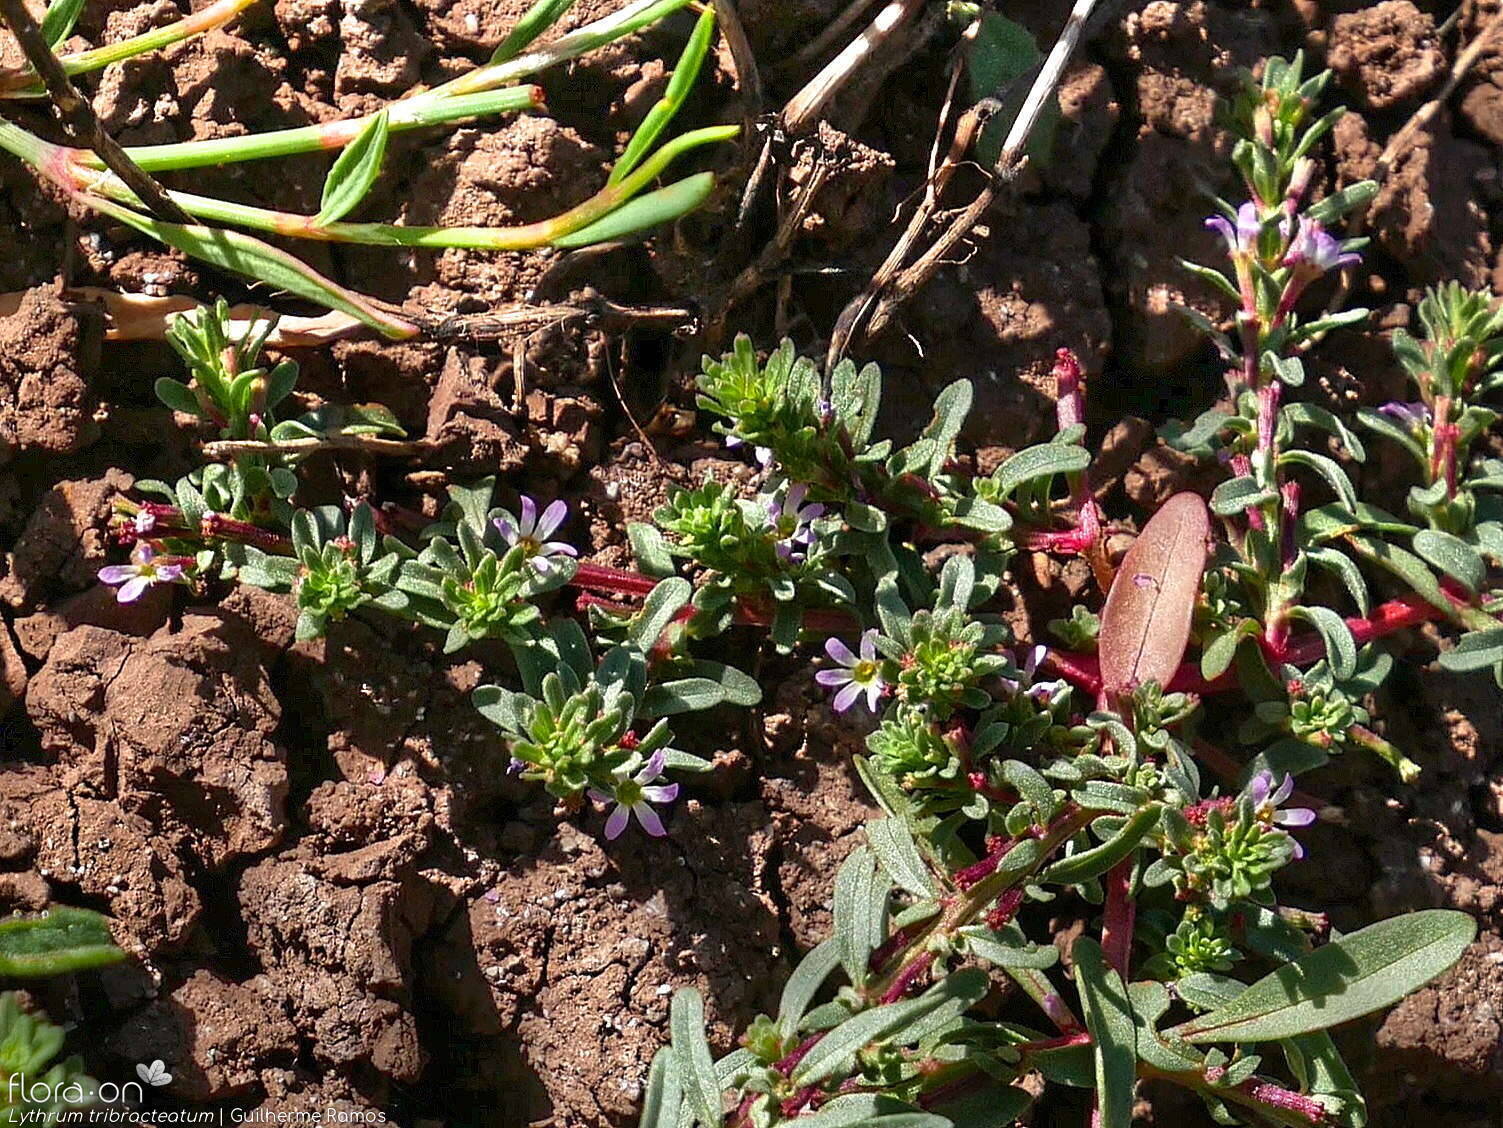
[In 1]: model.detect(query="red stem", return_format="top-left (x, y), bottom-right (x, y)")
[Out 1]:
top-left (1100, 858), bottom-right (1136, 978)
top-left (1050, 588), bottom-right (1465, 699)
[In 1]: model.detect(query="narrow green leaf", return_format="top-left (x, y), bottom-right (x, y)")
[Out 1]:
top-left (316, 110), bottom-right (390, 226)
top-left (0, 907), bottom-right (127, 976)
top-left (1355, 406), bottom-right (1426, 465)
top-left (630, 577), bottom-right (691, 650)
top-left (1211, 475), bottom-right (1276, 517)
top-left (1306, 547), bottom-right (1370, 616)
top-left (1439, 627), bottom-right (1503, 673)
top-left (154, 377), bottom-right (200, 416)
top-left (628, 522), bottom-right (676, 577)
top-left (553, 171), bottom-right (717, 247)
top-left (865, 819), bottom-right (938, 898)
top-left (1073, 938), bottom-right (1136, 1128)
top-left (1040, 805), bottom-right (1159, 886)
top-left (609, 6), bottom-right (714, 184)
top-left (1174, 910), bottom-right (1476, 1044)
top-left (670, 988), bottom-right (723, 1127)
top-left (958, 923), bottom-right (1059, 969)
top-left (834, 848), bottom-right (888, 985)
top-left (1288, 605), bottom-right (1357, 680)
top-left (778, 937), bottom-right (842, 1042)
top-left (85, 196), bottom-right (418, 339)
top-left (1283, 402), bottom-right (1365, 462)
top-left (791, 972), bottom-right (988, 1086)
top-left (41, 0), bottom-right (87, 47)
top-left (493, 0), bottom-right (579, 62)
top-left (1280, 449), bottom-right (1357, 512)
top-left (992, 443), bottom-right (1090, 498)
top-left (639, 1047), bottom-right (683, 1128)
top-left (639, 677), bottom-right (725, 716)
top-left (1413, 529), bottom-right (1485, 596)
top-left (789, 1094), bottom-right (949, 1128)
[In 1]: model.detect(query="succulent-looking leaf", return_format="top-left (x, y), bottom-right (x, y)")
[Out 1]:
top-left (554, 172), bottom-right (717, 247)
top-left (0, 906), bottom-right (127, 976)
top-left (638, 1047), bottom-right (683, 1128)
top-left (1098, 492), bottom-right (1210, 696)
top-left (1073, 938), bottom-right (1136, 1128)
top-left (1173, 910), bottom-right (1476, 1044)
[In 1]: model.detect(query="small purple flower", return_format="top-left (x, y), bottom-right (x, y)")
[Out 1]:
top-left (1000, 644), bottom-right (1068, 702)
top-left (1377, 401), bottom-right (1430, 436)
top-left (495, 495), bottom-right (578, 574)
top-left (133, 509), bottom-right (156, 536)
top-left (588, 749), bottom-right (680, 839)
top-left (815, 629), bottom-right (885, 713)
top-left (1283, 219), bottom-right (1361, 276)
top-left (98, 543), bottom-right (184, 603)
top-left (1206, 201), bottom-right (1262, 257)
top-left (1244, 770), bottom-right (1317, 859)
top-left (767, 484), bottom-right (825, 561)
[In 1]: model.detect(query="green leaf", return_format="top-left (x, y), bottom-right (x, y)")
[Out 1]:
top-left (924, 1084), bottom-right (1032, 1128)
top-left (992, 443), bottom-right (1090, 498)
top-left (670, 988), bottom-right (723, 1127)
top-left (554, 172), bottom-right (718, 247)
top-left (684, 660), bottom-right (761, 707)
top-left (631, 577), bottom-right (691, 651)
top-left (1306, 179), bottom-right (1378, 224)
top-left (921, 380), bottom-right (972, 478)
top-left (778, 938), bottom-right (842, 1042)
top-left (830, 359), bottom-right (882, 448)
top-left (865, 819), bottom-right (938, 898)
top-left (791, 971), bottom-right (988, 1086)
top-left (609, 5), bottom-right (714, 184)
top-left (834, 848), bottom-right (890, 986)
top-left (639, 678), bottom-right (725, 716)
top-left (1283, 401), bottom-right (1365, 461)
top-left (789, 1094), bottom-right (949, 1128)
top-left (1306, 547), bottom-right (1370, 616)
top-left (1279, 449), bottom-right (1357, 512)
top-left (40, 0), bottom-right (86, 48)
top-left (1211, 475), bottom-right (1277, 516)
top-left (638, 1047), bottom-right (683, 1128)
top-left (0, 907), bottom-right (127, 976)
top-left (950, 496), bottom-right (1013, 533)
top-left (1040, 805), bottom-right (1159, 886)
top-left (958, 923), bottom-right (1059, 969)
top-left (629, 522), bottom-right (677, 577)
top-left (1355, 407), bottom-right (1426, 464)
top-left (1288, 605), bottom-right (1357, 680)
top-left (1413, 529), bottom-right (1485, 596)
top-left (492, 0), bottom-right (579, 62)
top-left (1173, 910), bottom-right (1476, 1044)
top-left (316, 110), bottom-right (390, 226)
top-left (154, 377), bottom-right (201, 416)
top-left (86, 196), bottom-right (417, 340)
top-left (1073, 938), bottom-right (1136, 1128)
top-left (1439, 627), bottom-right (1503, 673)
top-left (966, 12), bottom-right (1054, 169)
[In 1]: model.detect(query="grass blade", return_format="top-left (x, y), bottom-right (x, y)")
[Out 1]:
top-left (609, 6), bottom-right (715, 185)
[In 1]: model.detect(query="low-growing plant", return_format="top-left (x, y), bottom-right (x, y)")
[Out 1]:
top-left (89, 51), bottom-right (1503, 1128)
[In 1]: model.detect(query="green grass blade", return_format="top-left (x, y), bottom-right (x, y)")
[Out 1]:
top-left (608, 5), bottom-right (714, 185)
top-left (553, 171), bottom-right (714, 246)
top-left (40, 0), bottom-right (87, 48)
top-left (493, 0), bottom-right (579, 62)
top-left (106, 87), bottom-right (540, 172)
top-left (84, 195), bottom-right (418, 339)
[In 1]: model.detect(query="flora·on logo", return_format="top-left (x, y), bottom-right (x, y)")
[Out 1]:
top-left (136, 1060), bottom-right (172, 1087)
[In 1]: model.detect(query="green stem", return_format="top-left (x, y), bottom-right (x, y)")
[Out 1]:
top-left (90, 86), bottom-right (542, 172)
top-left (0, 0), bottom-right (261, 96)
top-left (73, 123), bottom-right (738, 247)
top-left (431, 0), bottom-right (694, 99)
